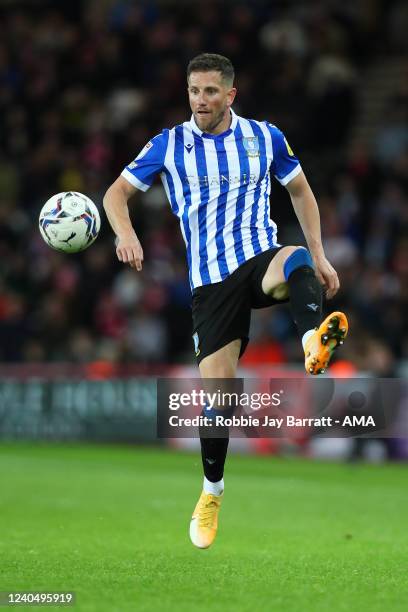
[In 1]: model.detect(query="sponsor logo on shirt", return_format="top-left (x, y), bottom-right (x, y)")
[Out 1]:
top-left (183, 173), bottom-right (259, 188)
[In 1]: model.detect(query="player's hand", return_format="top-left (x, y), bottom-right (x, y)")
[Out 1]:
top-left (115, 233), bottom-right (144, 271)
top-left (313, 254), bottom-right (339, 299)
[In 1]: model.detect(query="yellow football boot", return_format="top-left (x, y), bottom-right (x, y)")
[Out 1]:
top-left (189, 491), bottom-right (223, 549)
top-left (304, 311), bottom-right (349, 375)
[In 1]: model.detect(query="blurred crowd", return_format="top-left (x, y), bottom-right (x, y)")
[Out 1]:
top-left (0, 0), bottom-right (408, 373)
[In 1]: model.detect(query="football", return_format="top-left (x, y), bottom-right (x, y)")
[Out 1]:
top-left (39, 191), bottom-right (100, 253)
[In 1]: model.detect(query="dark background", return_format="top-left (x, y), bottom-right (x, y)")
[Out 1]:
top-left (0, 0), bottom-right (407, 375)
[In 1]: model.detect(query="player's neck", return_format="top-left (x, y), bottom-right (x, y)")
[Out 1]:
top-left (207, 110), bottom-right (232, 135)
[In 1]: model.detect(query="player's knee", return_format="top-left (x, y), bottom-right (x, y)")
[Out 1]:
top-left (283, 246), bottom-right (314, 281)
top-left (199, 343), bottom-right (241, 378)
top-left (200, 364), bottom-right (237, 378)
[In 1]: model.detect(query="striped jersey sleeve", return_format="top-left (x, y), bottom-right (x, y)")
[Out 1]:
top-left (267, 124), bottom-right (302, 186)
top-left (121, 130), bottom-right (169, 191)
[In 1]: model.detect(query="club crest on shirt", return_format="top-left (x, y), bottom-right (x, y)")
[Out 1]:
top-left (243, 136), bottom-right (260, 157)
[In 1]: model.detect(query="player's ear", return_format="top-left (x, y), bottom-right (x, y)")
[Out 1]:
top-left (226, 87), bottom-right (237, 107)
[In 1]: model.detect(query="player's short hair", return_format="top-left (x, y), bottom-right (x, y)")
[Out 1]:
top-left (187, 53), bottom-right (235, 86)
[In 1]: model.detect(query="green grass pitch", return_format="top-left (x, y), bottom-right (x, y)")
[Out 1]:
top-left (1, 444), bottom-right (407, 611)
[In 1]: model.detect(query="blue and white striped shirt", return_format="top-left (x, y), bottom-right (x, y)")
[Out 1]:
top-left (121, 109), bottom-right (301, 290)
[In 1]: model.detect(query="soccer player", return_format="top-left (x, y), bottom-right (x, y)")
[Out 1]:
top-left (103, 53), bottom-right (348, 549)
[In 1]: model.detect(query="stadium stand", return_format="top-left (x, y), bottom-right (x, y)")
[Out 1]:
top-left (0, 0), bottom-right (407, 378)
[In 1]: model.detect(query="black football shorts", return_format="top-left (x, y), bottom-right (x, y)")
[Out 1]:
top-left (191, 247), bottom-right (287, 364)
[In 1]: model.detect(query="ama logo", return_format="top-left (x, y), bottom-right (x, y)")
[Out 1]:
top-left (342, 416), bottom-right (376, 427)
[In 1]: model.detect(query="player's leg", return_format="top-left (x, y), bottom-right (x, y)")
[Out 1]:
top-left (190, 339), bottom-right (241, 549)
top-left (199, 338), bottom-right (241, 378)
top-left (190, 265), bottom-right (253, 548)
top-left (198, 338), bottom-right (241, 494)
top-left (262, 246), bottom-right (348, 374)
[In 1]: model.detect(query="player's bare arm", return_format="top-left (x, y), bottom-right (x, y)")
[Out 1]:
top-left (286, 171), bottom-right (340, 299)
top-left (103, 176), bottom-right (144, 271)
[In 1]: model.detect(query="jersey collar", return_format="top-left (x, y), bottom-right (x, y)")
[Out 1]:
top-left (189, 108), bottom-right (238, 138)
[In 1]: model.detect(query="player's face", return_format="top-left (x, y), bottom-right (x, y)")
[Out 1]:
top-left (188, 71), bottom-right (236, 134)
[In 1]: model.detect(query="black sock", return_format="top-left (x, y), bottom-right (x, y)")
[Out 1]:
top-left (199, 426), bottom-right (229, 483)
top-left (200, 438), bottom-right (229, 482)
top-left (287, 265), bottom-right (322, 337)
